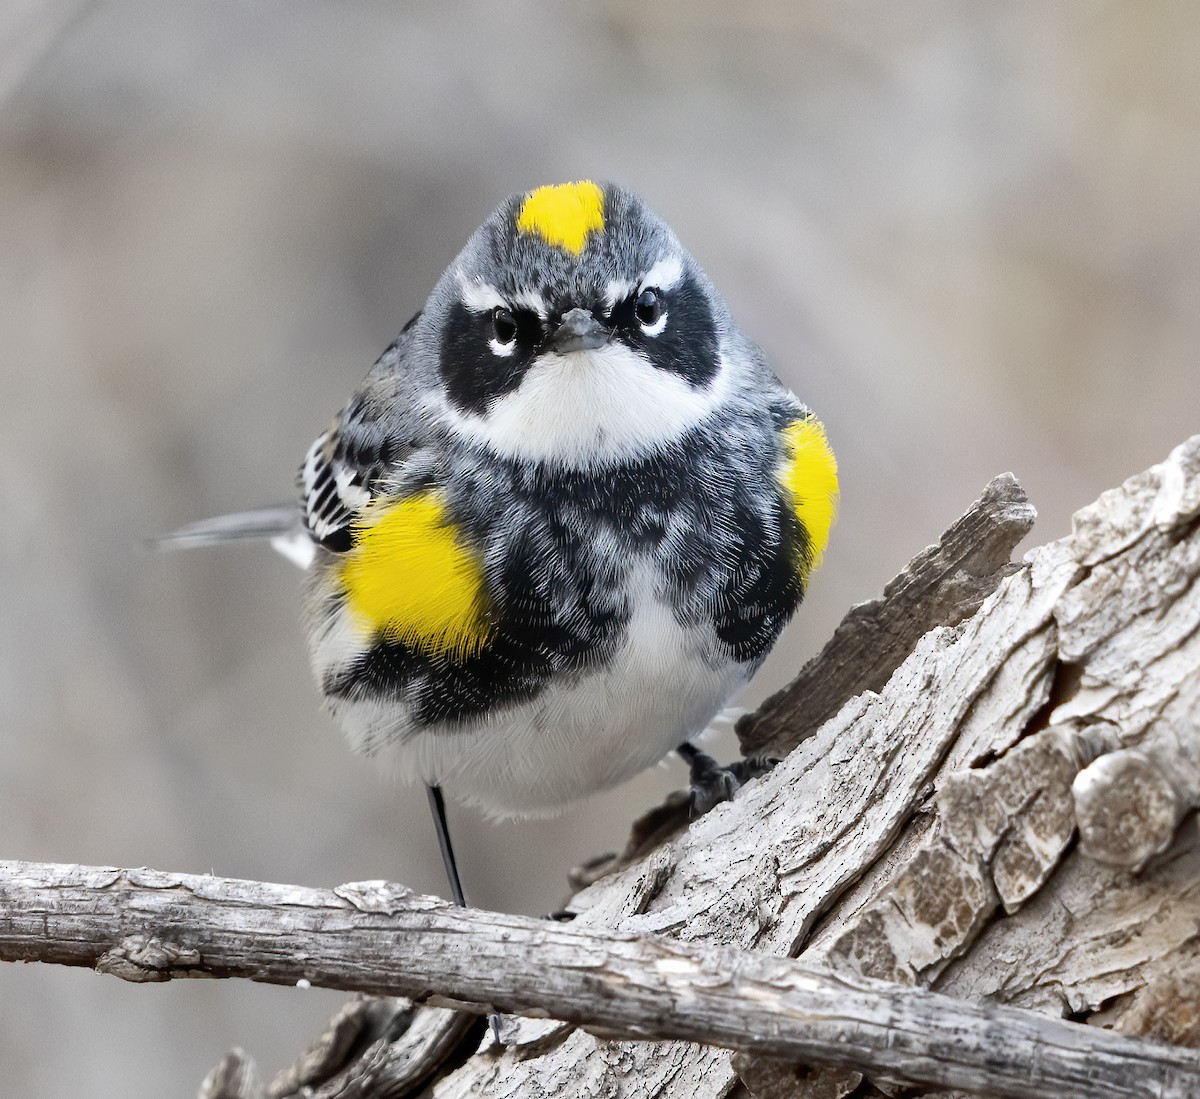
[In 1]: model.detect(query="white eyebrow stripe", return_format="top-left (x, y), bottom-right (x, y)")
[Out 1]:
top-left (639, 255), bottom-right (684, 292)
top-left (457, 273), bottom-right (507, 314)
top-left (604, 278), bottom-right (636, 312)
top-left (456, 271), bottom-right (549, 318)
top-left (511, 288), bottom-right (550, 318)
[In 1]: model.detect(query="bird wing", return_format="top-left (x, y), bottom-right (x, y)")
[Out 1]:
top-left (299, 313), bottom-right (433, 555)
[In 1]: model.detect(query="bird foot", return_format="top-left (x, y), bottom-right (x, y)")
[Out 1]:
top-left (679, 743), bottom-right (780, 818)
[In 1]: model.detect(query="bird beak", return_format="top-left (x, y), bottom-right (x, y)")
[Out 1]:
top-left (546, 307), bottom-right (609, 353)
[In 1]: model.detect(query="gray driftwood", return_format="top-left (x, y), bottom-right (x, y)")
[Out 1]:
top-left (1, 861), bottom-right (1199, 1099)
top-left (2, 436), bottom-right (1198, 1098)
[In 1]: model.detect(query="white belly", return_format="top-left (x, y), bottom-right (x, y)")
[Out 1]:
top-left (332, 568), bottom-right (745, 817)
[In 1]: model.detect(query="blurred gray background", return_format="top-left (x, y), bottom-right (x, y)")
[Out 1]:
top-left (2, 1), bottom-right (1198, 1094)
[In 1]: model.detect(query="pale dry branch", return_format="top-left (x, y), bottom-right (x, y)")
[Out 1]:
top-left (1, 860), bottom-right (1198, 1099)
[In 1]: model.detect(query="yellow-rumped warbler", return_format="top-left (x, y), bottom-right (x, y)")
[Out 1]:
top-left (166, 180), bottom-right (838, 906)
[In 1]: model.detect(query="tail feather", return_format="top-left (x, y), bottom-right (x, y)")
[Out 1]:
top-left (156, 505), bottom-right (299, 550)
top-left (158, 505), bottom-right (317, 569)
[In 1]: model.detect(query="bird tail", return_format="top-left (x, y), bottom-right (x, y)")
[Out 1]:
top-left (155, 505), bottom-right (315, 568)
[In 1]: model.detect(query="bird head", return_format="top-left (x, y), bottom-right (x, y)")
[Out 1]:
top-left (423, 181), bottom-right (742, 469)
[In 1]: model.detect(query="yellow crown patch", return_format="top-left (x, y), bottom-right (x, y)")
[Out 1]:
top-left (778, 416), bottom-right (839, 582)
top-left (516, 180), bottom-right (605, 255)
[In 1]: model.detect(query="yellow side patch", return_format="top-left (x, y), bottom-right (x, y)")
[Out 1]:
top-left (340, 492), bottom-right (491, 662)
top-left (778, 416), bottom-right (839, 580)
top-left (516, 180), bottom-right (605, 255)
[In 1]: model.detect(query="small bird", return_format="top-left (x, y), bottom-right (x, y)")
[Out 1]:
top-left (165, 180), bottom-right (838, 908)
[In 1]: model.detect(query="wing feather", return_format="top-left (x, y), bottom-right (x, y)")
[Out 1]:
top-left (299, 314), bottom-right (431, 553)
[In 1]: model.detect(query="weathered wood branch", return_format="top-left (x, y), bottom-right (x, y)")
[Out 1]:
top-left (2, 860), bottom-right (1198, 1099)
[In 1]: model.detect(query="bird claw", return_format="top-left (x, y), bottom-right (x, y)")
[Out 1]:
top-left (727, 754), bottom-right (781, 785)
top-left (685, 748), bottom-right (781, 818)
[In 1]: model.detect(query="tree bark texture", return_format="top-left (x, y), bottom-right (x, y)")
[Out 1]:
top-left (1, 862), bottom-right (1198, 1099)
top-left (2, 435), bottom-right (1197, 1098)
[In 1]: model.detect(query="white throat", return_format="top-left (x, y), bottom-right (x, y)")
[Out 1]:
top-left (442, 342), bottom-right (731, 468)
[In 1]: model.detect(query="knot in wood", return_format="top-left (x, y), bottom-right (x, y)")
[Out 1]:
top-left (96, 935), bottom-right (203, 982)
top-left (1073, 748), bottom-right (1182, 870)
top-left (334, 880), bottom-right (415, 913)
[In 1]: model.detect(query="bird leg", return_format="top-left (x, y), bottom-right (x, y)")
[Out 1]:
top-left (425, 784), bottom-right (467, 907)
top-left (425, 784), bottom-right (503, 1044)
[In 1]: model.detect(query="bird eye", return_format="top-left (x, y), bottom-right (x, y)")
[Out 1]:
top-left (492, 306), bottom-right (518, 346)
top-left (635, 288), bottom-right (663, 329)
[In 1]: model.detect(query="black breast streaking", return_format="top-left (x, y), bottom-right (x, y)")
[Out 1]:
top-left (324, 404), bottom-right (806, 727)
